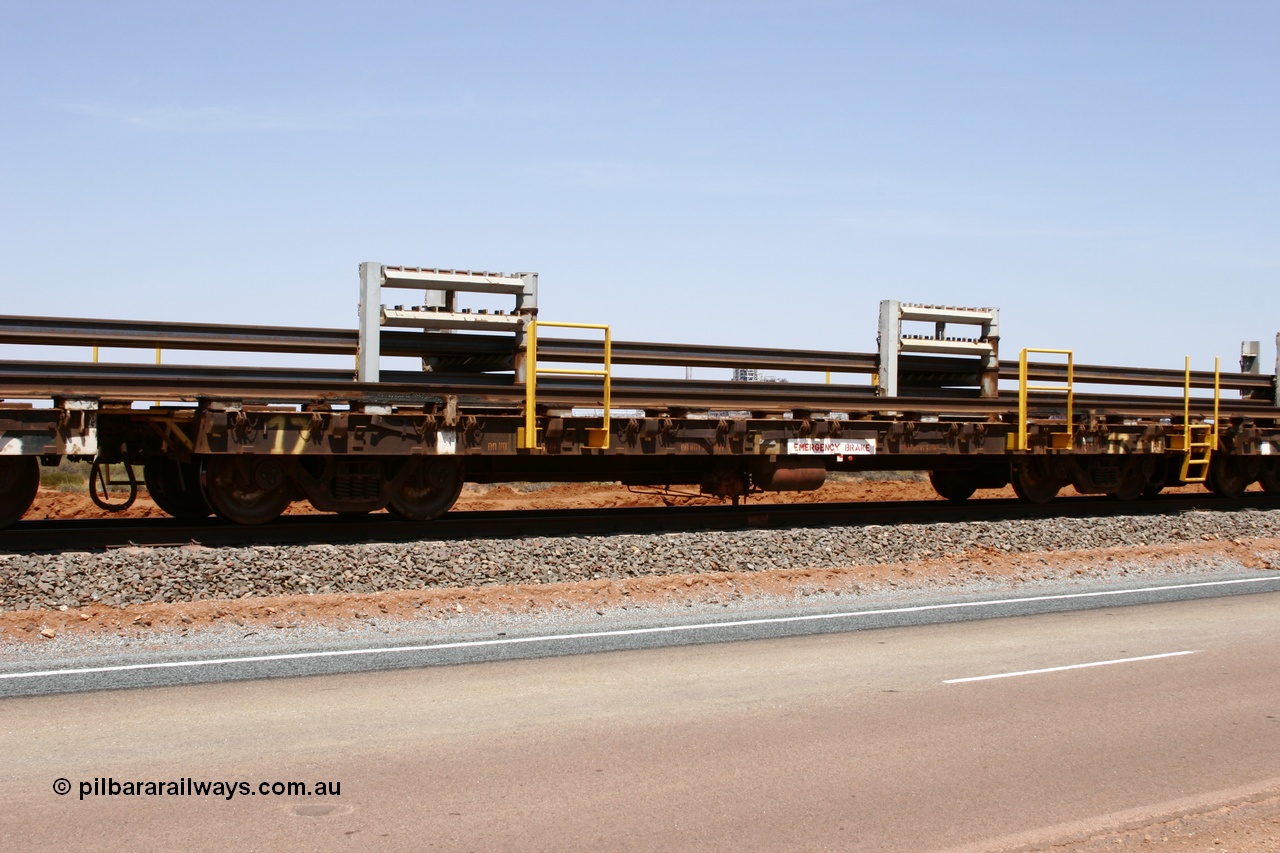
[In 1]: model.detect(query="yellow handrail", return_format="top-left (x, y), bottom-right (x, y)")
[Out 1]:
top-left (1212, 355), bottom-right (1220, 448)
top-left (522, 320), bottom-right (612, 450)
top-left (1181, 356), bottom-right (1191, 454)
top-left (1179, 356), bottom-right (1221, 482)
top-left (1017, 348), bottom-right (1073, 451)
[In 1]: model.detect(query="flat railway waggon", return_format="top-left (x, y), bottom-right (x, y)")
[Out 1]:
top-left (1, 262), bottom-right (1278, 529)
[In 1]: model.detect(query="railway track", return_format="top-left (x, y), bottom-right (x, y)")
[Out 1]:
top-left (4, 492), bottom-right (1277, 554)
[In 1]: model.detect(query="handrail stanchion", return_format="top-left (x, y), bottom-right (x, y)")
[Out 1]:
top-left (1018, 348), bottom-right (1074, 451)
top-left (521, 321), bottom-right (611, 450)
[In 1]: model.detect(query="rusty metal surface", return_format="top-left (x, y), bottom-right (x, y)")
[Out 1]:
top-left (1, 361), bottom-right (1276, 424)
top-left (1, 315), bottom-right (1271, 394)
top-left (0, 316), bottom-right (880, 374)
top-left (0, 315), bottom-right (357, 355)
top-left (0, 315), bottom-right (517, 360)
top-left (0, 315), bottom-right (1275, 421)
top-left (1003, 361), bottom-right (1267, 391)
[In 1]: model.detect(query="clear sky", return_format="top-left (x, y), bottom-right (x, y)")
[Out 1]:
top-left (2, 1), bottom-right (1277, 380)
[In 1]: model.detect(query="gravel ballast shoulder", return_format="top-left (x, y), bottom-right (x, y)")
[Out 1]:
top-left (3, 509), bottom-right (1280, 611)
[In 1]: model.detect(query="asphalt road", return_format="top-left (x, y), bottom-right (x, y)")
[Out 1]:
top-left (3, 573), bottom-right (1279, 698)
top-left (3, 588), bottom-right (1278, 851)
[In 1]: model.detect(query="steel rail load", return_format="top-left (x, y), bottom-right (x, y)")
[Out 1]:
top-left (1, 262), bottom-right (1278, 529)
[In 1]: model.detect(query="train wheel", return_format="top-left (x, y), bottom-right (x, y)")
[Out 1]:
top-left (1111, 461), bottom-right (1146, 502)
top-left (201, 456), bottom-right (293, 525)
top-left (1260, 460), bottom-right (1280, 495)
top-left (1012, 459), bottom-right (1060, 504)
top-left (0, 456), bottom-right (40, 529)
top-left (387, 458), bottom-right (464, 521)
top-left (1207, 454), bottom-right (1250, 499)
top-left (929, 470), bottom-right (976, 503)
top-left (144, 458), bottom-right (212, 520)
top-left (1141, 461), bottom-right (1168, 498)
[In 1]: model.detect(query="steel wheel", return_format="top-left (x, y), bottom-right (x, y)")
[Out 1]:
top-left (1142, 459), bottom-right (1169, 498)
top-left (1260, 460), bottom-right (1280, 495)
top-left (387, 458), bottom-right (463, 521)
top-left (201, 456), bottom-right (293, 525)
top-left (1207, 454), bottom-right (1250, 499)
top-left (0, 456), bottom-right (40, 529)
top-left (1012, 458), bottom-right (1061, 504)
top-left (144, 458), bottom-right (212, 520)
top-left (929, 470), bottom-right (976, 503)
top-left (1110, 461), bottom-right (1146, 502)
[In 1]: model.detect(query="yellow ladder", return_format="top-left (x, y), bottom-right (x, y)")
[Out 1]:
top-left (520, 320), bottom-right (612, 450)
top-left (1178, 356), bottom-right (1219, 483)
top-left (1017, 348), bottom-right (1074, 451)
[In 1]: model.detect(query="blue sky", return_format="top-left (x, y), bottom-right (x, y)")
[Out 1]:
top-left (2, 1), bottom-right (1277, 380)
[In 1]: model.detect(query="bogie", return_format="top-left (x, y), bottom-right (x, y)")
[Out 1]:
top-left (292, 457), bottom-right (401, 514)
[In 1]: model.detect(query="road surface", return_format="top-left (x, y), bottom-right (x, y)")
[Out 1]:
top-left (3, 591), bottom-right (1278, 851)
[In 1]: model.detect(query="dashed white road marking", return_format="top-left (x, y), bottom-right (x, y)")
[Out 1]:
top-left (1, 576), bottom-right (1275, 683)
top-left (944, 650), bottom-right (1198, 684)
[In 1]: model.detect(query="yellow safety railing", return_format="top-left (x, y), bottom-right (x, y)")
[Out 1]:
top-left (90, 347), bottom-right (161, 363)
top-left (521, 320), bottom-right (612, 450)
top-left (1017, 348), bottom-right (1073, 451)
top-left (1178, 356), bottom-right (1219, 483)
top-left (93, 346), bottom-right (163, 407)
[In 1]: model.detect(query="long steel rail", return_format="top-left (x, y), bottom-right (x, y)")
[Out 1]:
top-left (2, 315), bottom-right (1267, 390)
top-left (0, 315), bottom-right (1273, 412)
top-left (0, 359), bottom-right (1273, 420)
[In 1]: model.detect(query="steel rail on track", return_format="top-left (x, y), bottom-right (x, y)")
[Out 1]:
top-left (3, 492), bottom-right (1277, 554)
top-left (1, 315), bottom-right (1270, 393)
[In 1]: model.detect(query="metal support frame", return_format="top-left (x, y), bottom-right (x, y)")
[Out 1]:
top-left (1017, 348), bottom-right (1073, 452)
top-left (522, 321), bottom-right (611, 450)
top-left (1239, 338), bottom-right (1259, 399)
top-left (356, 262), bottom-right (538, 383)
top-left (1241, 340), bottom-right (1260, 400)
top-left (878, 301), bottom-right (999, 397)
top-left (357, 262), bottom-right (383, 383)
top-left (1241, 340), bottom-right (1260, 374)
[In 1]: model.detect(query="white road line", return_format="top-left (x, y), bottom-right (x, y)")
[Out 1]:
top-left (1, 576), bottom-right (1276, 682)
top-left (943, 650), bottom-right (1198, 684)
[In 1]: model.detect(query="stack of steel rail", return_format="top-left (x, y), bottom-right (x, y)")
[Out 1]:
top-left (0, 315), bottom-right (1271, 416)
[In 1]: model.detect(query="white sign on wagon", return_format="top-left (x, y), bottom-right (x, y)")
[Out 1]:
top-left (436, 429), bottom-right (458, 455)
top-left (786, 438), bottom-right (876, 455)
